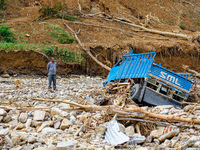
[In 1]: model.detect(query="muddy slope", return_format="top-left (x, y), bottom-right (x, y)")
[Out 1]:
top-left (1, 0), bottom-right (200, 76)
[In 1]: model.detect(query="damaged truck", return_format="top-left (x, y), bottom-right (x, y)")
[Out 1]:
top-left (104, 51), bottom-right (194, 108)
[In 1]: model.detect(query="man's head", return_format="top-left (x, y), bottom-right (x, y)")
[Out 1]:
top-left (50, 57), bottom-right (55, 63)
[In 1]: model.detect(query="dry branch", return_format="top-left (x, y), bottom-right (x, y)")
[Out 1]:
top-left (182, 65), bottom-right (200, 78)
top-left (31, 98), bottom-right (200, 124)
top-left (63, 23), bottom-right (111, 71)
top-left (125, 107), bottom-right (200, 124)
top-left (182, 1), bottom-right (200, 12)
top-left (31, 98), bottom-right (144, 118)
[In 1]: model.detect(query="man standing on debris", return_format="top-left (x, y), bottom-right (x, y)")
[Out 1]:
top-left (47, 57), bottom-right (57, 91)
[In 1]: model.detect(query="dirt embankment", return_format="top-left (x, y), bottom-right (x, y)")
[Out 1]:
top-left (1, 0), bottom-right (200, 76)
top-left (0, 50), bottom-right (82, 76)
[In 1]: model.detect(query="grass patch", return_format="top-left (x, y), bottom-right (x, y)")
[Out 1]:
top-left (45, 24), bottom-right (63, 32)
top-left (57, 32), bottom-right (75, 44)
top-left (45, 23), bottom-right (75, 44)
top-left (55, 47), bottom-right (83, 63)
top-left (0, 42), bottom-right (43, 51)
top-left (43, 46), bottom-right (83, 63)
top-left (43, 46), bottom-right (54, 56)
top-left (0, 19), bottom-right (6, 23)
top-left (41, 40), bottom-right (54, 45)
top-left (0, 0), bottom-right (7, 10)
top-left (39, 1), bottom-right (80, 21)
top-left (0, 42), bottom-right (83, 63)
top-left (161, 19), bottom-right (170, 25)
top-left (49, 31), bottom-right (59, 39)
top-left (0, 25), bottom-right (16, 43)
top-left (62, 14), bottom-right (80, 21)
top-left (179, 20), bottom-right (186, 30)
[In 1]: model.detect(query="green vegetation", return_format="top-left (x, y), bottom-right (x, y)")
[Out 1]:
top-left (0, 0), bottom-right (7, 10)
top-left (45, 23), bottom-right (63, 31)
top-left (196, 21), bottom-right (200, 26)
top-left (0, 23), bottom-right (82, 63)
top-left (45, 23), bottom-right (75, 44)
top-left (0, 42), bottom-right (42, 50)
top-left (39, 2), bottom-right (80, 21)
top-left (0, 42), bottom-right (83, 63)
top-left (161, 19), bottom-right (170, 25)
top-left (179, 20), bottom-right (186, 30)
top-left (0, 24), bottom-right (81, 63)
top-left (57, 32), bottom-right (75, 44)
top-left (0, 25), bottom-right (16, 43)
top-left (43, 46), bottom-right (83, 63)
top-left (43, 46), bottom-right (54, 56)
top-left (120, 6), bottom-right (125, 10)
top-left (41, 40), bottom-right (53, 45)
top-left (0, 19), bottom-right (6, 23)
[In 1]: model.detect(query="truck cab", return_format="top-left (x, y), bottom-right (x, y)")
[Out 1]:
top-left (104, 51), bottom-right (194, 108)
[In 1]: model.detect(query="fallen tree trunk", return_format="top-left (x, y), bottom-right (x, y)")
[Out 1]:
top-left (73, 22), bottom-right (169, 40)
top-left (31, 98), bottom-right (144, 118)
top-left (63, 23), bottom-right (111, 71)
top-left (124, 107), bottom-right (200, 124)
top-left (86, 13), bottom-right (192, 40)
top-left (31, 98), bottom-right (200, 124)
top-left (112, 18), bottom-right (192, 40)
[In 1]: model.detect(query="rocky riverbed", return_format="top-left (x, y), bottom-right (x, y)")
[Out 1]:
top-left (0, 75), bottom-right (200, 150)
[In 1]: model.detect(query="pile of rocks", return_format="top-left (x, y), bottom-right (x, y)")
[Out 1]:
top-left (0, 75), bottom-right (103, 102)
top-left (0, 76), bottom-right (200, 150)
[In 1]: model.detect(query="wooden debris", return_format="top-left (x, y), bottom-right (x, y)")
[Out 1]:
top-left (74, 125), bottom-right (86, 137)
top-left (31, 98), bottom-right (200, 124)
top-left (125, 107), bottom-right (200, 124)
top-left (15, 79), bottom-right (21, 88)
top-left (84, 12), bottom-right (192, 40)
top-left (135, 124), bottom-right (141, 135)
top-left (182, 65), bottom-right (200, 78)
top-left (73, 22), bottom-right (168, 40)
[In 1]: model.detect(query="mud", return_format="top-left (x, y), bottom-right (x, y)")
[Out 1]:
top-left (0, 50), bottom-right (82, 76)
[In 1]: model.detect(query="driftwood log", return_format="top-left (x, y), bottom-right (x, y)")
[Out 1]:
top-left (31, 98), bottom-right (200, 124)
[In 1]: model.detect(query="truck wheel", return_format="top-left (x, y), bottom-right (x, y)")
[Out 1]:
top-left (130, 84), bottom-right (140, 100)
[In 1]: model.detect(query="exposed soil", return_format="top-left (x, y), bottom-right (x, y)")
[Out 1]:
top-left (0, 50), bottom-right (82, 75)
top-left (0, 0), bottom-right (200, 76)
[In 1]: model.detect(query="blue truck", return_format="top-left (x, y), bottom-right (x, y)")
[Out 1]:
top-left (104, 51), bottom-right (194, 108)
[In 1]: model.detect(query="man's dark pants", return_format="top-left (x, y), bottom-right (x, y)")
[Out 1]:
top-left (48, 75), bottom-right (56, 90)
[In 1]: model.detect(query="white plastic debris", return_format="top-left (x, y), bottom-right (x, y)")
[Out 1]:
top-left (129, 133), bottom-right (146, 145)
top-left (105, 115), bottom-right (129, 145)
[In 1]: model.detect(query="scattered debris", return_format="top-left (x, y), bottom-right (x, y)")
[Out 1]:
top-left (159, 126), bottom-right (180, 142)
top-left (24, 34), bottom-right (30, 38)
top-left (0, 75), bottom-right (200, 149)
top-left (1, 74), bottom-right (10, 78)
top-left (105, 115), bottom-right (130, 145)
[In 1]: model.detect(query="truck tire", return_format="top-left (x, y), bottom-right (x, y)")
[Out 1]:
top-left (130, 84), bottom-right (140, 100)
